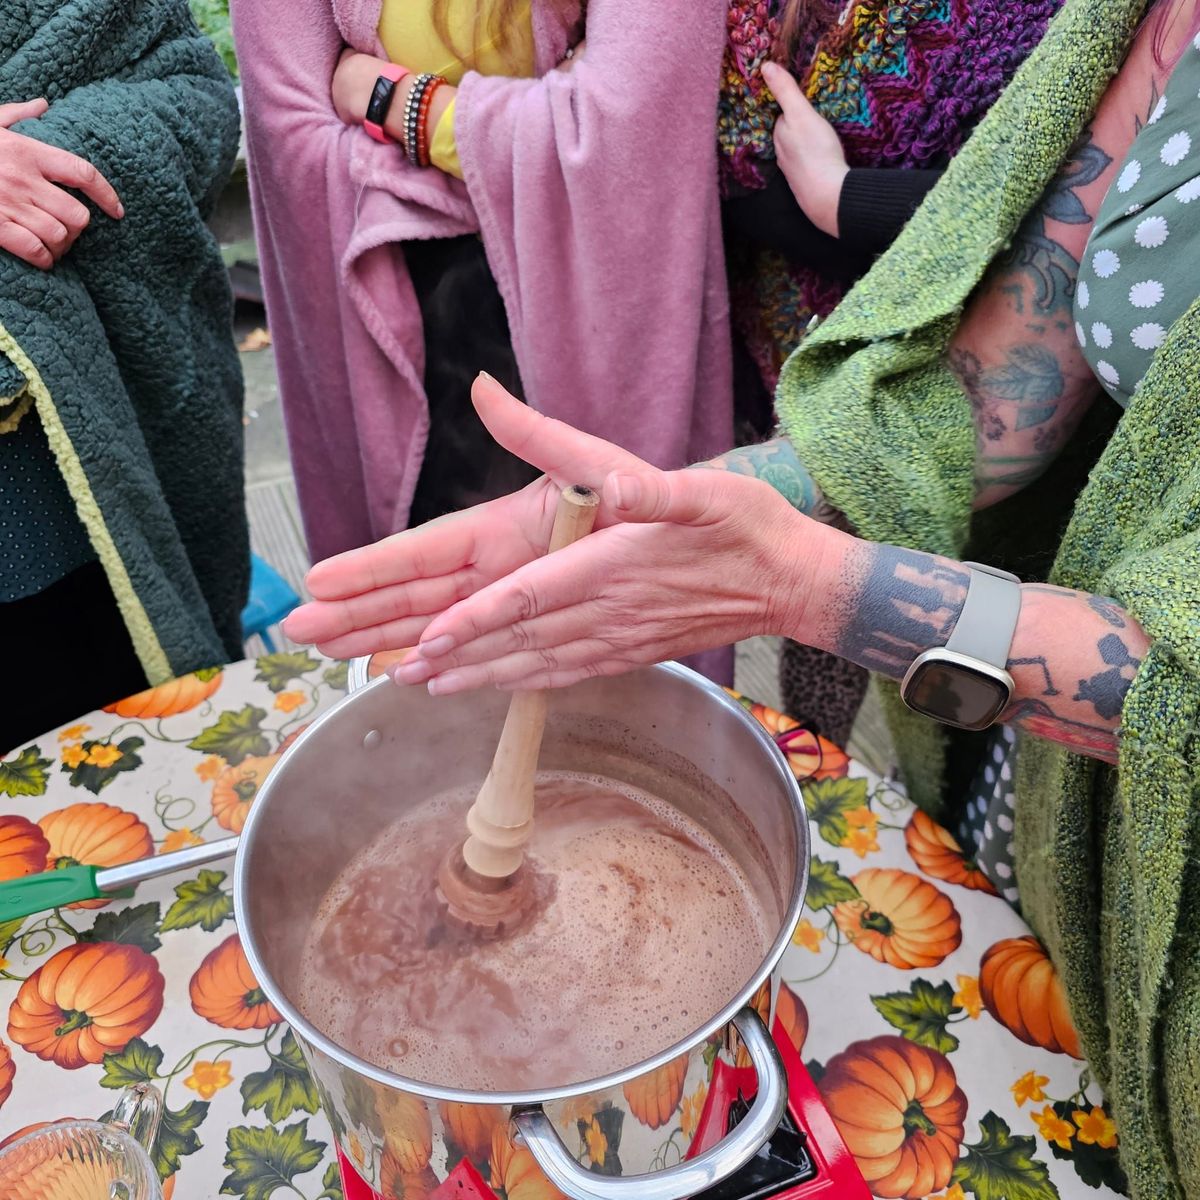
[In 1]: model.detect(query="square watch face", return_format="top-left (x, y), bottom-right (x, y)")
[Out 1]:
top-left (903, 658), bottom-right (1011, 731)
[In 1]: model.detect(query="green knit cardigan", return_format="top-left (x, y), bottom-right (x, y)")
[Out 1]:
top-left (775, 0), bottom-right (1200, 1192)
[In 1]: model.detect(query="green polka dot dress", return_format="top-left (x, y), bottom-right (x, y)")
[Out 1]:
top-left (1074, 30), bottom-right (1200, 406)
top-left (960, 35), bottom-right (1200, 906)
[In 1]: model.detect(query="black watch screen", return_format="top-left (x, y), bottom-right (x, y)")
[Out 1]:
top-left (903, 658), bottom-right (1011, 732)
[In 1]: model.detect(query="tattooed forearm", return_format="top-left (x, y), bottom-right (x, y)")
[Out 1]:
top-left (820, 548), bottom-right (1147, 763)
top-left (947, 127), bottom-right (1117, 510)
top-left (699, 437), bottom-right (844, 522)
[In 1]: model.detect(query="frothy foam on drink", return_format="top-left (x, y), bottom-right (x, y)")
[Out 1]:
top-left (295, 771), bottom-right (770, 1091)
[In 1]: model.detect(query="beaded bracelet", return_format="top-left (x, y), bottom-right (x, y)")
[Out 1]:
top-left (402, 72), bottom-right (435, 165)
top-left (415, 76), bottom-right (447, 168)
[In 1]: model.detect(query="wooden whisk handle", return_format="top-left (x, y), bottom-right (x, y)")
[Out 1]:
top-left (461, 485), bottom-right (600, 880)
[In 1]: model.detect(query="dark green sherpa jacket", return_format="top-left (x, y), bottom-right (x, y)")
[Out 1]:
top-left (0, 0), bottom-right (247, 681)
top-left (775, 0), bottom-right (1200, 1193)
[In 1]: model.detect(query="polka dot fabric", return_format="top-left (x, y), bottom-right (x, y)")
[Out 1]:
top-left (963, 44), bottom-right (1200, 906)
top-left (0, 410), bottom-right (93, 602)
top-left (1073, 42), bottom-right (1200, 405)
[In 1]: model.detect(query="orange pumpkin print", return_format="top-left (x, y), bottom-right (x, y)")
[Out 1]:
top-left (7, 942), bottom-right (164, 1069)
top-left (189, 934), bottom-right (281, 1030)
top-left (833, 868), bottom-right (962, 969)
top-left (380, 1156), bottom-right (437, 1200)
top-left (819, 1035), bottom-right (967, 1198)
top-left (623, 1053), bottom-right (688, 1129)
top-left (104, 668), bottom-right (223, 718)
top-left (37, 803), bottom-right (153, 909)
top-left (210, 755), bottom-right (280, 834)
top-left (904, 810), bottom-right (999, 895)
top-left (979, 936), bottom-right (1082, 1058)
top-left (0, 1119), bottom-right (72, 1150)
top-left (490, 1125), bottom-right (567, 1200)
top-left (440, 1101), bottom-right (507, 1162)
top-left (0, 815), bottom-right (48, 881)
top-left (0, 1036), bottom-right (12, 1108)
top-left (774, 982), bottom-right (809, 1054)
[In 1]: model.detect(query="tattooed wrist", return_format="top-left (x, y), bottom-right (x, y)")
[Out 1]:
top-left (698, 437), bottom-right (834, 519)
top-left (824, 549), bottom-right (1147, 763)
top-left (834, 543), bottom-right (970, 679)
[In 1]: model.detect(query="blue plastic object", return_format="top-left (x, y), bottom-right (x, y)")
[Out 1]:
top-left (242, 553), bottom-right (301, 652)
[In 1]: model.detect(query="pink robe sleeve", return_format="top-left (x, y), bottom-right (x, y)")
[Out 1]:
top-left (230, 0), bottom-right (475, 560)
top-left (455, 0), bottom-right (734, 471)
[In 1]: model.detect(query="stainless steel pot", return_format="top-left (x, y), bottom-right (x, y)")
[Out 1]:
top-left (234, 663), bottom-right (808, 1200)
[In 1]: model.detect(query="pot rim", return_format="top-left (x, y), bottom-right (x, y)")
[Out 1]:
top-left (233, 661), bottom-right (809, 1105)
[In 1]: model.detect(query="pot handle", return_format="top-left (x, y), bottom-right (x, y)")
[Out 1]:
top-left (511, 1006), bottom-right (786, 1200)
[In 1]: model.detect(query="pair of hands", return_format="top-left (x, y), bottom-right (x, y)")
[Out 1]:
top-left (0, 99), bottom-right (124, 271)
top-left (284, 375), bottom-right (831, 693)
top-left (761, 60), bottom-right (848, 239)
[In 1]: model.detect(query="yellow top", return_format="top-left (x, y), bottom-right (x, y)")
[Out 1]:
top-left (378, 0), bottom-right (535, 178)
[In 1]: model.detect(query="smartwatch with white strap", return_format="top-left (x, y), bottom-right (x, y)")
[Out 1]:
top-left (900, 563), bottom-right (1022, 731)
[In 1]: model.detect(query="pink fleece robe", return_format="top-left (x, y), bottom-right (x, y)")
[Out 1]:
top-left (230, 0), bottom-right (733, 566)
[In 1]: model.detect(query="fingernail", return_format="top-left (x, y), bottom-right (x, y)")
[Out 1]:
top-left (477, 371), bottom-right (495, 383)
top-left (427, 674), bottom-right (453, 696)
top-left (419, 634), bottom-right (456, 658)
top-left (392, 660), bottom-right (434, 686)
top-left (611, 474), bottom-right (640, 510)
top-left (116, 202), bottom-right (125, 218)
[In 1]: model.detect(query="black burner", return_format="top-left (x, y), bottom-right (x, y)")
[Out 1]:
top-left (692, 1094), bottom-right (818, 1200)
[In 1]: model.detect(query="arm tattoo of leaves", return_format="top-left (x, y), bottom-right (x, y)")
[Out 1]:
top-left (997, 127), bottom-right (1112, 317)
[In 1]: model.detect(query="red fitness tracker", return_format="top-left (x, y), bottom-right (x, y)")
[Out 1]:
top-left (363, 63), bottom-right (410, 144)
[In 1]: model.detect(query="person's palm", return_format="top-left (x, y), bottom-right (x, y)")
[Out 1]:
top-left (286, 375), bottom-right (647, 659)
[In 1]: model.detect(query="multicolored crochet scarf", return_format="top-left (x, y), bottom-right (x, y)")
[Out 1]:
top-left (721, 0), bottom-right (1063, 387)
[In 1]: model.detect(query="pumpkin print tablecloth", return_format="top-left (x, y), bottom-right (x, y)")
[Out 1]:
top-left (0, 655), bottom-right (1126, 1199)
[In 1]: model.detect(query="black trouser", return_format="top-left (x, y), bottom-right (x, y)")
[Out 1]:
top-left (4, 561), bottom-right (147, 753)
top-left (405, 235), bottom-right (539, 527)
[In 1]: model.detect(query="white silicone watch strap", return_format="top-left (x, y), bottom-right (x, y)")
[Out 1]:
top-left (944, 562), bottom-right (1022, 669)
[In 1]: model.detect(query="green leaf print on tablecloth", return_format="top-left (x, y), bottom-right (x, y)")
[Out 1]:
top-left (161, 869), bottom-right (234, 933)
top-left (156, 1099), bottom-right (211, 1180)
top-left (1045, 1099), bottom-right (1128, 1192)
top-left (61, 737), bottom-right (145, 794)
top-left (803, 776), bottom-right (870, 847)
top-left (100, 1037), bottom-right (164, 1088)
top-left (872, 978), bottom-right (964, 1054)
top-left (189, 706), bottom-right (272, 764)
top-left (255, 652), bottom-right (322, 694)
top-left (954, 1111), bottom-right (1060, 1200)
top-left (221, 1119), bottom-right (327, 1200)
top-left (81, 902), bottom-right (163, 953)
top-left (0, 744), bottom-right (52, 796)
top-left (805, 856), bottom-right (860, 911)
top-left (241, 1029), bottom-right (321, 1123)
top-left (322, 661), bottom-right (350, 691)
top-left (318, 1161), bottom-right (345, 1200)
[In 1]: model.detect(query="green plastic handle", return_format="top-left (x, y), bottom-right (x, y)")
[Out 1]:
top-left (0, 866), bottom-right (132, 921)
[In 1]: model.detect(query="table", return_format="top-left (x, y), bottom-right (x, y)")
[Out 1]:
top-left (0, 655), bottom-right (1126, 1199)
